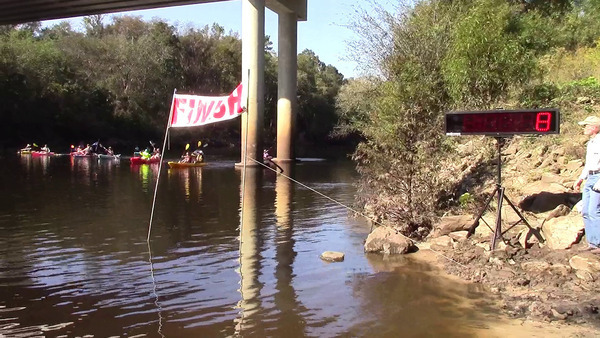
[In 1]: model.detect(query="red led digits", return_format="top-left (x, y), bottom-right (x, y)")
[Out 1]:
top-left (445, 109), bottom-right (559, 136)
top-left (535, 112), bottom-right (551, 132)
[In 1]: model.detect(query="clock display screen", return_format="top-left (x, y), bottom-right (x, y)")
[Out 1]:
top-left (445, 109), bottom-right (560, 136)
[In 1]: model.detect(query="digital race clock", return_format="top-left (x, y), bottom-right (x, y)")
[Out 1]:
top-left (445, 109), bottom-right (560, 136)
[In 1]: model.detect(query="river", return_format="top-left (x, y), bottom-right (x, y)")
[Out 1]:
top-left (0, 152), bottom-right (581, 337)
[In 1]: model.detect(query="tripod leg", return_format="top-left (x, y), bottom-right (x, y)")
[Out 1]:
top-left (491, 187), bottom-right (505, 250)
top-left (503, 194), bottom-right (545, 244)
top-left (467, 186), bottom-right (500, 237)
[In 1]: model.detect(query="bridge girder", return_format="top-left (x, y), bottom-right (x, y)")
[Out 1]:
top-left (0, 0), bottom-right (306, 26)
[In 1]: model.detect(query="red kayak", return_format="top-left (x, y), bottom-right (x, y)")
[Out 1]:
top-left (130, 156), bottom-right (161, 165)
top-left (32, 151), bottom-right (55, 156)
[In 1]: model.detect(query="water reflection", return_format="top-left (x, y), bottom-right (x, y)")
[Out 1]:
top-left (0, 155), bottom-right (543, 337)
top-left (167, 167), bottom-right (203, 202)
top-left (130, 164), bottom-right (159, 193)
top-left (236, 163), bottom-right (306, 336)
top-left (236, 168), bottom-right (265, 334)
top-left (70, 155), bottom-right (95, 185)
top-left (273, 163), bottom-right (306, 336)
top-left (19, 153), bottom-right (51, 177)
top-left (147, 242), bottom-right (165, 338)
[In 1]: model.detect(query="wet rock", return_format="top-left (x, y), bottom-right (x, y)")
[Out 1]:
top-left (320, 251), bottom-right (344, 262)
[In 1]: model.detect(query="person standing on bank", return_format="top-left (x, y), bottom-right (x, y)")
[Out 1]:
top-left (573, 116), bottom-right (600, 252)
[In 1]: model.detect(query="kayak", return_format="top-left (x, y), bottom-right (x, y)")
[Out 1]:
top-left (31, 151), bottom-right (54, 156)
top-left (18, 150), bottom-right (31, 155)
top-left (130, 156), bottom-right (161, 165)
top-left (168, 161), bottom-right (207, 168)
top-left (97, 154), bottom-right (121, 160)
top-left (71, 152), bottom-right (92, 157)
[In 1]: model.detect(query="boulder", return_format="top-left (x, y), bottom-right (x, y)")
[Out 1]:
top-left (569, 254), bottom-right (600, 274)
top-left (431, 215), bottom-right (475, 237)
top-left (364, 226), bottom-right (416, 254)
top-left (544, 204), bottom-right (572, 221)
top-left (541, 214), bottom-right (585, 249)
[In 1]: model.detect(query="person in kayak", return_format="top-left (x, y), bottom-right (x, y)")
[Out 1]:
top-left (41, 144), bottom-right (50, 153)
top-left (83, 144), bottom-right (92, 155)
top-left (263, 148), bottom-right (284, 173)
top-left (151, 147), bottom-right (161, 160)
top-left (179, 143), bottom-right (193, 163)
top-left (20, 144), bottom-right (32, 152)
top-left (140, 147), bottom-right (152, 160)
top-left (192, 141), bottom-right (204, 163)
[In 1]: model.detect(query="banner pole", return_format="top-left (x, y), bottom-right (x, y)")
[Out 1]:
top-left (240, 70), bottom-right (250, 234)
top-left (148, 89), bottom-right (177, 242)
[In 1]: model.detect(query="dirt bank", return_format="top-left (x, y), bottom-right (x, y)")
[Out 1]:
top-left (413, 236), bottom-right (600, 331)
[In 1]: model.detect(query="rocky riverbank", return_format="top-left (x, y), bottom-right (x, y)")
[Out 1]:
top-left (364, 132), bottom-right (600, 330)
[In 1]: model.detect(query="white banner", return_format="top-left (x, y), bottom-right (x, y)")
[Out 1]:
top-left (170, 83), bottom-right (245, 128)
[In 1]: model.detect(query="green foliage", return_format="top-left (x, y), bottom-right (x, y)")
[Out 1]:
top-left (297, 50), bottom-right (345, 144)
top-left (339, 0), bottom-right (600, 237)
top-left (458, 192), bottom-right (473, 208)
top-left (561, 76), bottom-right (600, 97)
top-left (0, 16), bottom-right (345, 151)
top-left (442, 0), bottom-right (537, 108)
top-left (519, 83), bottom-right (560, 107)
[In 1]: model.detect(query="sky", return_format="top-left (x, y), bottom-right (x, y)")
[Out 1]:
top-left (41, 0), bottom-right (394, 78)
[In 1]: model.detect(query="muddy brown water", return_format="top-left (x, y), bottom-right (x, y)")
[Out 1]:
top-left (0, 154), bottom-right (594, 337)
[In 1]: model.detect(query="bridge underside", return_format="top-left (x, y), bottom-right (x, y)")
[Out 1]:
top-left (0, 0), bottom-right (305, 26)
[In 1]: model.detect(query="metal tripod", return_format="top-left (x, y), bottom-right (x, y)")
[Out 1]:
top-left (466, 137), bottom-right (544, 250)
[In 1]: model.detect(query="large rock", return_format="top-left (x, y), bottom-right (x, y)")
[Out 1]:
top-left (569, 254), bottom-right (600, 281)
top-left (569, 254), bottom-right (600, 273)
top-left (431, 215), bottom-right (475, 237)
top-left (364, 226), bottom-right (416, 254)
top-left (541, 214), bottom-right (584, 249)
top-left (320, 251), bottom-right (344, 262)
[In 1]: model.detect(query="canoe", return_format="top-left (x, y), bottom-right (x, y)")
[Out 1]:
top-left (130, 156), bottom-right (161, 165)
top-left (31, 151), bottom-right (54, 156)
top-left (97, 154), bottom-right (121, 160)
top-left (168, 161), bottom-right (207, 168)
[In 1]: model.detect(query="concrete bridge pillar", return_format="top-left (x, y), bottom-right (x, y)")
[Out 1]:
top-left (240, 0), bottom-right (265, 166)
top-left (275, 11), bottom-right (297, 162)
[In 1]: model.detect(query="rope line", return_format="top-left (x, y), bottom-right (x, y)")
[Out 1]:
top-left (246, 157), bottom-right (467, 269)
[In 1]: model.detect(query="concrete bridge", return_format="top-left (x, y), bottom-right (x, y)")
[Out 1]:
top-left (0, 0), bottom-right (305, 164)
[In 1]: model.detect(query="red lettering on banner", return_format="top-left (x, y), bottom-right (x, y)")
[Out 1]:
top-left (213, 101), bottom-right (225, 119)
top-left (172, 98), bottom-right (197, 126)
top-left (228, 84), bottom-right (243, 116)
top-left (194, 101), bottom-right (215, 125)
top-left (169, 83), bottom-right (244, 128)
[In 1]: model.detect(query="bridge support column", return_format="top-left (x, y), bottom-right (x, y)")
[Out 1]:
top-left (240, 0), bottom-right (265, 166)
top-left (275, 11), bottom-right (297, 162)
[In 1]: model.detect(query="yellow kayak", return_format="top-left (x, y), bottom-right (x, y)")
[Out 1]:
top-left (168, 161), bottom-right (207, 168)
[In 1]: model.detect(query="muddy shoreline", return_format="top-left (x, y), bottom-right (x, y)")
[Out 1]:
top-left (410, 237), bottom-right (600, 334)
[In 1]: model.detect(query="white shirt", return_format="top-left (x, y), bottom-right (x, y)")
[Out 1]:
top-left (579, 133), bottom-right (600, 180)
